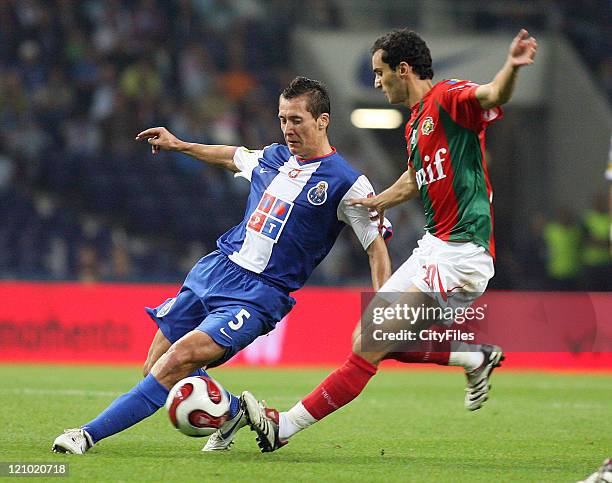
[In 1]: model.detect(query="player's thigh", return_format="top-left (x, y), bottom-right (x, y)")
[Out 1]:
top-left (418, 242), bottom-right (494, 310)
top-left (151, 330), bottom-right (226, 388)
top-left (354, 284), bottom-right (435, 364)
top-left (378, 248), bottom-right (424, 296)
top-left (143, 329), bottom-right (172, 376)
top-left (352, 247), bottom-right (425, 357)
top-left (196, 305), bottom-right (275, 368)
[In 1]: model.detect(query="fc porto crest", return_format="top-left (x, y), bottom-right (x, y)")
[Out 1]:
top-left (307, 181), bottom-right (328, 206)
top-left (421, 116), bottom-right (434, 136)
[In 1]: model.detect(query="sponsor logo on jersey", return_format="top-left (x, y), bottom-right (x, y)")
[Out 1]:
top-left (257, 193), bottom-right (275, 213)
top-left (271, 199), bottom-right (291, 220)
top-left (248, 191), bottom-right (294, 242)
top-left (288, 168), bottom-right (302, 179)
top-left (307, 181), bottom-right (328, 206)
top-left (421, 116), bottom-right (435, 136)
top-left (415, 147), bottom-right (448, 189)
top-left (247, 211), bottom-right (266, 231)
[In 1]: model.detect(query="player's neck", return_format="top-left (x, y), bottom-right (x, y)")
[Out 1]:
top-left (298, 140), bottom-right (333, 161)
top-left (405, 79), bottom-right (433, 109)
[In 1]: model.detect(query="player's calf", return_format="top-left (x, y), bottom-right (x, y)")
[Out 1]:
top-left (143, 329), bottom-right (172, 377)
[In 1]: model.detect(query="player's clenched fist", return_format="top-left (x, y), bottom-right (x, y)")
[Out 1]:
top-left (135, 127), bottom-right (184, 154)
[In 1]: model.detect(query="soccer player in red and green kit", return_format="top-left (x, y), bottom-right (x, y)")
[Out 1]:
top-left (243, 29), bottom-right (538, 452)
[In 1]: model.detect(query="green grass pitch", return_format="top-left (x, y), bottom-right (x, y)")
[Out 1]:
top-left (1, 364), bottom-right (610, 482)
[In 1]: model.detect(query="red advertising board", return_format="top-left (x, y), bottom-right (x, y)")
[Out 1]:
top-left (1, 282), bottom-right (611, 370)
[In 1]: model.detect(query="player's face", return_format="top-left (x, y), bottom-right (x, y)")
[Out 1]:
top-left (278, 95), bottom-right (326, 158)
top-left (372, 49), bottom-right (407, 104)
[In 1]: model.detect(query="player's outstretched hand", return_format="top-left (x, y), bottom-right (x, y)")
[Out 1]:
top-left (508, 29), bottom-right (537, 68)
top-left (346, 196), bottom-right (385, 227)
top-left (135, 127), bottom-right (183, 155)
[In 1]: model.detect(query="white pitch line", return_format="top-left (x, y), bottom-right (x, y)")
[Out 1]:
top-left (0, 388), bottom-right (304, 403)
top-left (1, 388), bottom-right (121, 398)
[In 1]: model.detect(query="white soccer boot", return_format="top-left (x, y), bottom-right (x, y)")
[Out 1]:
top-left (202, 408), bottom-right (247, 451)
top-left (241, 391), bottom-right (287, 453)
top-left (52, 428), bottom-right (94, 454)
top-left (465, 344), bottom-right (505, 411)
top-left (578, 458), bottom-right (612, 483)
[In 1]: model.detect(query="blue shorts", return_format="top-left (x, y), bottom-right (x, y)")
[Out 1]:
top-left (145, 251), bottom-right (295, 367)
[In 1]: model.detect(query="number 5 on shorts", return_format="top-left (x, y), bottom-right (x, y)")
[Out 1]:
top-left (228, 308), bottom-right (251, 331)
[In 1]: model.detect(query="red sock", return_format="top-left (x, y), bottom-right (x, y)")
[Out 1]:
top-left (384, 351), bottom-right (450, 365)
top-left (301, 353), bottom-right (377, 421)
top-left (384, 339), bottom-right (450, 365)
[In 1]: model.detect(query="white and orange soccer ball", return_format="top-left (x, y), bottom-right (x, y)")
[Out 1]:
top-left (165, 376), bottom-right (230, 437)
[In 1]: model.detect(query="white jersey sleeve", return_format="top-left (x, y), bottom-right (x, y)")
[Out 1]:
top-left (233, 147), bottom-right (263, 182)
top-left (338, 175), bottom-right (386, 250)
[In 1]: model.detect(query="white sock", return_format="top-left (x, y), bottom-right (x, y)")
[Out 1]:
top-left (448, 350), bottom-right (484, 372)
top-left (278, 402), bottom-right (317, 441)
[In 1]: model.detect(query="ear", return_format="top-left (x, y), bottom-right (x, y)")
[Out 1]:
top-left (397, 61), bottom-right (412, 78)
top-left (318, 113), bottom-right (330, 130)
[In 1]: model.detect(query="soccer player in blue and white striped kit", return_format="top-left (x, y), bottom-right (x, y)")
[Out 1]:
top-left (52, 77), bottom-right (392, 454)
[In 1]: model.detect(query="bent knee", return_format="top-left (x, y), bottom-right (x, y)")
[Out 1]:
top-left (164, 344), bottom-right (197, 370)
top-left (356, 350), bottom-right (384, 366)
top-left (351, 338), bottom-right (384, 366)
top-left (168, 333), bottom-right (226, 367)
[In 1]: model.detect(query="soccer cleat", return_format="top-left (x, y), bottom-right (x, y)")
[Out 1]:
top-left (52, 428), bottom-right (94, 454)
top-left (241, 391), bottom-right (287, 453)
top-left (202, 408), bottom-right (247, 452)
top-left (465, 344), bottom-right (505, 411)
top-left (579, 458), bottom-right (612, 483)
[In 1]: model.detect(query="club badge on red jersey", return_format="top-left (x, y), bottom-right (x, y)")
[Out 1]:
top-left (421, 116), bottom-right (435, 136)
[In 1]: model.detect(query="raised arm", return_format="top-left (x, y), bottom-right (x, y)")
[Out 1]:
top-left (475, 29), bottom-right (537, 110)
top-left (135, 127), bottom-right (240, 173)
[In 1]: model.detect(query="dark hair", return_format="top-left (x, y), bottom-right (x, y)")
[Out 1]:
top-left (280, 76), bottom-right (330, 119)
top-left (371, 29), bottom-right (434, 80)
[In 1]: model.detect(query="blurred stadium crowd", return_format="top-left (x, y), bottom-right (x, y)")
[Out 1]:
top-left (0, 0), bottom-right (610, 289)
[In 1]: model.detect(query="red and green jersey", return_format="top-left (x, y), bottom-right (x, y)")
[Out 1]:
top-left (405, 79), bottom-right (502, 258)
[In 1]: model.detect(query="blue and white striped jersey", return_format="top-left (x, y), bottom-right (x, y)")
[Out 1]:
top-left (215, 144), bottom-right (386, 292)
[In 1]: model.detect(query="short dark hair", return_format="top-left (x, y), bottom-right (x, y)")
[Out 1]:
top-left (371, 29), bottom-right (434, 80)
top-left (280, 76), bottom-right (330, 119)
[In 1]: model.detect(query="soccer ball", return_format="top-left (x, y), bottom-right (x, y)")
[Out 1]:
top-left (165, 376), bottom-right (230, 437)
